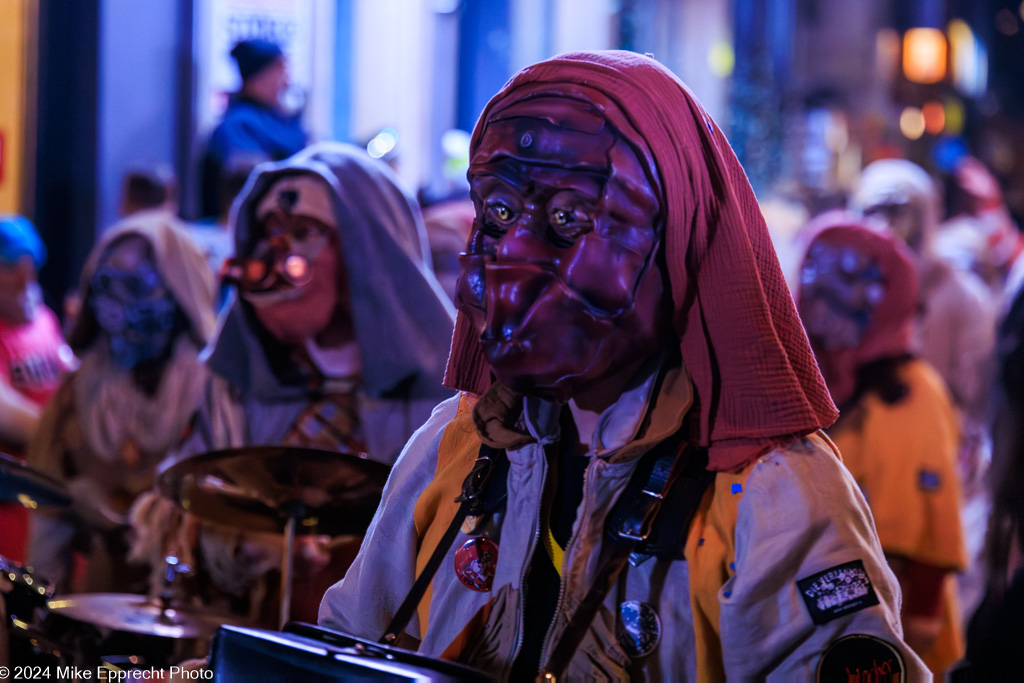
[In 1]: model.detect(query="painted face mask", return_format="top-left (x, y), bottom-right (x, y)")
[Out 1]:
top-left (457, 96), bottom-right (669, 403)
top-left (232, 175), bottom-right (344, 346)
top-left (799, 241), bottom-right (886, 351)
top-left (89, 237), bottom-right (177, 369)
top-left (224, 212), bottom-right (332, 295)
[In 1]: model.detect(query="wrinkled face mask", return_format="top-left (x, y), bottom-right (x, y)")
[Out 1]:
top-left (225, 212), bottom-right (332, 295)
top-left (89, 236), bottom-right (177, 369)
top-left (229, 174), bottom-right (345, 346)
top-left (799, 241), bottom-right (886, 351)
top-left (457, 96), bottom-right (669, 403)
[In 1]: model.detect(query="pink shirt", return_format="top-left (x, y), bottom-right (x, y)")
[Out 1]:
top-left (0, 305), bottom-right (69, 408)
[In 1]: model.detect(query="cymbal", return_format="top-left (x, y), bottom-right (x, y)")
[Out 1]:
top-left (48, 593), bottom-right (236, 639)
top-left (0, 451), bottom-right (71, 508)
top-left (157, 446), bottom-right (390, 536)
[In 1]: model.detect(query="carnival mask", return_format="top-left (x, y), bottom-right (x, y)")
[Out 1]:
top-left (89, 236), bottom-right (177, 369)
top-left (457, 96), bottom-right (670, 403)
top-left (235, 175), bottom-right (347, 346)
top-left (798, 241), bottom-right (886, 351)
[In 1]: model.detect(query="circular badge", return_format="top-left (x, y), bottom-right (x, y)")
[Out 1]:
top-left (453, 537), bottom-right (499, 592)
top-left (616, 601), bottom-right (662, 658)
top-left (817, 634), bottom-right (905, 682)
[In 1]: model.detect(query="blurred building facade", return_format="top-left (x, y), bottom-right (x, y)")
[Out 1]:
top-left (0, 0), bottom-right (1020, 307)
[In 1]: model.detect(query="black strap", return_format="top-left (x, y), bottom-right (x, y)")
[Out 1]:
top-left (619, 447), bottom-right (714, 563)
top-left (541, 440), bottom-right (691, 679)
top-left (380, 445), bottom-right (505, 644)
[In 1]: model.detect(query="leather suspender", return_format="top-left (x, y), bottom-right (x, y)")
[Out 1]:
top-left (380, 444), bottom-right (507, 645)
top-left (380, 436), bottom-right (714, 681)
top-left (540, 438), bottom-right (712, 680)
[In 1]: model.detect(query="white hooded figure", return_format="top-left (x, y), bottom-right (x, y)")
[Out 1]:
top-left (851, 159), bottom-right (996, 429)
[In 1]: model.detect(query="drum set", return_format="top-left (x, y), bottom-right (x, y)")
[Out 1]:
top-left (0, 447), bottom-right (401, 676)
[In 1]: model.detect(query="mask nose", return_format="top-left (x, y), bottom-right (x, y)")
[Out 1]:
top-left (480, 263), bottom-right (555, 342)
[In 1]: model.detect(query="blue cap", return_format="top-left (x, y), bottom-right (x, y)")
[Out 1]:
top-left (0, 215), bottom-right (45, 268)
top-left (230, 39), bottom-right (284, 81)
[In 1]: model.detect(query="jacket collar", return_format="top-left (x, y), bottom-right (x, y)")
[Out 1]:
top-left (518, 352), bottom-right (693, 463)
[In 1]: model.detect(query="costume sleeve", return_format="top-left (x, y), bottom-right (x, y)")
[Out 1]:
top-left (718, 437), bottom-right (931, 680)
top-left (318, 396), bottom-right (459, 642)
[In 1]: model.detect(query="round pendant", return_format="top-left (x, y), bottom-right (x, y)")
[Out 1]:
top-left (617, 600), bottom-right (662, 658)
top-left (453, 537), bottom-right (499, 592)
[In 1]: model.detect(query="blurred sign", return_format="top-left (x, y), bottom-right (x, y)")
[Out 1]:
top-left (206, 0), bottom-right (314, 115)
top-left (194, 0), bottom-right (318, 138)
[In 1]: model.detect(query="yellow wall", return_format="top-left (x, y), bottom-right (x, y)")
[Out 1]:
top-left (0, 0), bottom-right (28, 214)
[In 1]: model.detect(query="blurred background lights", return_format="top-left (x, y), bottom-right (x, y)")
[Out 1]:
top-left (367, 128), bottom-right (398, 159)
top-left (824, 114), bottom-right (849, 152)
top-left (708, 41), bottom-right (735, 78)
top-left (944, 97), bottom-right (965, 136)
top-left (949, 19), bottom-right (988, 97)
top-left (875, 28), bottom-right (902, 79)
top-left (922, 100), bottom-right (946, 134)
top-left (997, 8), bottom-right (1020, 35)
top-left (900, 106), bottom-right (926, 140)
top-left (933, 136), bottom-right (969, 173)
top-left (440, 128), bottom-right (470, 159)
top-left (903, 28), bottom-right (947, 84)
top-left (440, 128), bottom-right (471, 184)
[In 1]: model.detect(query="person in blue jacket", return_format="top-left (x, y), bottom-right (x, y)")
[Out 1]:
top-left (199, 38), bottom-right (308, 218)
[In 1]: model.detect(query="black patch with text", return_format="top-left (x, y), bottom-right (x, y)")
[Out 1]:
top-left (817, 634), bottom-right (905, 682)
top-left (797, 560), bottom-right (880, 625)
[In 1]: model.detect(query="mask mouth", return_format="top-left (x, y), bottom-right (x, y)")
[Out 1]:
top-left (239, 283), bottom-right (308, 308)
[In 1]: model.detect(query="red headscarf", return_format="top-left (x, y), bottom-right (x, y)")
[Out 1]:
top-left (445, 51), bottom-right (837, 472)
top-left (797, 214), bottom-right (919, 408)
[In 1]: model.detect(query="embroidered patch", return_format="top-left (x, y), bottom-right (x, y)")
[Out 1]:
top-left (797, 560), bottom-right (880, 625)
top-left (453, 537), bottom-right (499, 592)
top-left (918, 469), bottom-right (941, 491)
top-left (817, 634), bottom-right (905, 682)
top-left (616, 601), bottom-right (661, 658)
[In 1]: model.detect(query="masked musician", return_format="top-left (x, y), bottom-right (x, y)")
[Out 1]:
top-left (27, 211), bottom-right (216, 593)
top-left (165, 142), bottom-right (455, 623)
top-left (319, 52), bottom-right (927, 680)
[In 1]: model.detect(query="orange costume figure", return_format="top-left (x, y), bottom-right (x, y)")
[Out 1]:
top-left (797, 214), bottom-right (967, 674)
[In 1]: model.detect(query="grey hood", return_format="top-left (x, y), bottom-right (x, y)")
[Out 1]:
top-left (70, 209), bottom-right (218, 352)
top-left (206, 142), bottom-right (456, 401)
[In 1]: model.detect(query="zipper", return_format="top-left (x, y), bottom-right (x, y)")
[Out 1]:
top-left (537, 456), bottom-right (597, 670)
top-left (506, 448), bottom-right (549, 671)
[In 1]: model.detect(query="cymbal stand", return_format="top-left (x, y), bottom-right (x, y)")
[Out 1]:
top-left (279, 501), bottom-right (303, 631)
